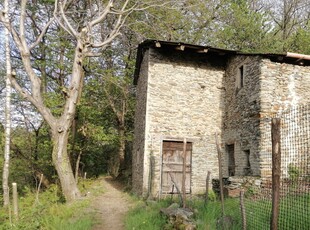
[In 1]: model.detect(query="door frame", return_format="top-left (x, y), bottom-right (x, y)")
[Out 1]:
top-left (159, 137), bottom-right (194, 197)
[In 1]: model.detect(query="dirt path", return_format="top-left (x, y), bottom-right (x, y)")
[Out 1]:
top-left (91, 177), bottom-right (133, 230)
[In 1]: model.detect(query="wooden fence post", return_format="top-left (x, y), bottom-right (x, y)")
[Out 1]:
top-left (12, 182), bottom-right (18, 220)
top-left (215, 133), bottom-right (225, 216)
top-left (182, 138), bottom-right (187, 208)
top-left (205, 171), bottom-right (211, 205)
top-left (271, 118), bottom-right (281, 230)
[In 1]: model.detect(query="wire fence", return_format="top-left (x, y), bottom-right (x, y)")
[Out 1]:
top-left (243, 104), bottom-right (310, 229)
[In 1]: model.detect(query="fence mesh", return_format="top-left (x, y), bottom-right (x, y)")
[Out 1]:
top-left (243, 104), bottom-right (310, 229)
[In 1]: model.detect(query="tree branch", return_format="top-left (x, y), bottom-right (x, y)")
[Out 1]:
top-left (9, 75), bottom-right (55, 127)
top-left (89, 0), bottom-right (114, 27)
top-left (29, 18), bottom-right (54, 50)
top-left (20, 0), bottom-right (28, 50)
top-left (58, 0), bottom-right (77, 37)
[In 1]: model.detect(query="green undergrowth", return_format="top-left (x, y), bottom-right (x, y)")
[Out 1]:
top-left (192, 198), bottom-right (242, 229)
top-left (125, 197), bottom-right (242, 230)
top-left (125, 199), bottom-right (170, 230)
top-left (125, 193), bottom-right (309, 230)
top-left (0, 178), bottom-right (105, 230)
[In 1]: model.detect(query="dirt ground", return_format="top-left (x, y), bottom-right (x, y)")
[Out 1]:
top-left (91, 177), bottom-right (133, 230)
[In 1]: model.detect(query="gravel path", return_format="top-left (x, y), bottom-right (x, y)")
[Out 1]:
top-left (91, 177), bottom-right (132, 230)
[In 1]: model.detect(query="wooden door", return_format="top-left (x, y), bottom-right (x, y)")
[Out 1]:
top-left (161, 141), bottom-right (192, 194)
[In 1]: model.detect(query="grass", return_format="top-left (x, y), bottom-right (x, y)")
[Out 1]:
top-left (0, 178), bottom-right (106, 230)
top-left (125, 193), bottom-right (309, 230)
top-left (125, 197), bottom-right (242, 230)
top-left (245, 193), bottom-right (310, 230)
top-left (125, 199), bottom-right (170, 230)
top-left (190, 198), bottom-right (242, 230)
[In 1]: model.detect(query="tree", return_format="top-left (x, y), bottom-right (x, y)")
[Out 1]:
top-left (265, 0), bottom-right (310, 52)
top-left (2, 0), bottom-right (12, 207)
top-left (0, 0), bottom-right (138, 201)
top-left (0, 0), bottom-right (180, 202)
top-left (212, 0), bottom-right (272, 52)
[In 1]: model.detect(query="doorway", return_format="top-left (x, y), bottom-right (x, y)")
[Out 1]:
top-left (161, 141), bottom-right (192, 194)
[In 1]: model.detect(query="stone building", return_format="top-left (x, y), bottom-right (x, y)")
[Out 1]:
top-left (132, 40), bottom-right (310, 198)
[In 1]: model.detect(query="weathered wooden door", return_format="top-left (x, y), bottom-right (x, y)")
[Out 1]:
top-left (161, 141), bottom-right (192, 194)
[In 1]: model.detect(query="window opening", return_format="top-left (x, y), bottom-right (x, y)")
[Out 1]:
top-left (243, 150), bottom-right (252, 175)
top-left (239, 65), bottom-right (244, 88)
top-left (236, 65), bottom-right (245, 90)
top-left (227, 144), bottom-right (235, 176)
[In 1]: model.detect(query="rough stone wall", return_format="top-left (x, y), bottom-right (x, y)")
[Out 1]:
top-left (132, 50), bottom-right (149, 195)
top-left (140, 48), bottom-right (225, 197)
top-left (259, 60), bottom-right (310, 178)
top-left (223, 56), bottom-right (262, 177)
top-left (133, 48), bottom-right (310, 197)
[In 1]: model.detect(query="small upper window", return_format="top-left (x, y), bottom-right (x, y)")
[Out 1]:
top-left (236, 65), bottom-right (245, 90)
top-left (239, 66), bottom-right (244, 88)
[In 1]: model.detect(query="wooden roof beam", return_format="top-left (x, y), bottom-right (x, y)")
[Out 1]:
top-left (175, 45), bottom-right (185, 51)
top-left (155, 41), bottom-right (161, 48)
top-left (197, 48), bottom-right (209, 53)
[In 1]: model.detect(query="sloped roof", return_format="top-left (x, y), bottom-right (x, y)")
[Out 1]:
top-left (134, 39), bottom-right (310, 85)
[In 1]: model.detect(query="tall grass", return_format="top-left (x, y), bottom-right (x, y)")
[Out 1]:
top-left (191, 198), bottom-right (242, 230)
top-left (125, 199), bottom-right (170, 230)
top-left (125, 198), bottom-right (242, 230)
top-left (245, 194), bottom-right (310, 230)
top-left (125, 193), bottom-right (309, 230)
top-left (0, 179), bottom-right (102, 230)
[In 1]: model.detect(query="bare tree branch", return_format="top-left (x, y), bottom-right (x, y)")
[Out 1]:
top-left (20, 0), bottom-right (28, 50)
top-left (89, 0), bottom-right (114, 27)
top-left (58, 0), bottom-right (78, 37)
top-left (9, 75), bottom-right (55, 127)
top-left (53, 0), bottom-right (75, 37)
top-left (29, 18), bottom-right (54, 50)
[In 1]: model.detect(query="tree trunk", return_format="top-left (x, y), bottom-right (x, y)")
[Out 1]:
top-left (108, 125), bottom-right (126, 179)
top-left (108, 153), bottom-right (120, 179)
top-left (75, 150), bottom-right (82, 183)
top-left (2, 0), bottom-right (11, 207)
top-left (51, 129), bottom-right (80, 202)
top-left (118, 126), bottom-right (126, 171)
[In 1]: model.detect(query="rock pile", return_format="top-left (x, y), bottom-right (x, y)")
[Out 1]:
top-left (160, 203), bottom-right (196, 230)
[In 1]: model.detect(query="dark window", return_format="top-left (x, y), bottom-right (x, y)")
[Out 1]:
top-left (243, 150), bottom-right (252, 175)
top-left (227, 144), bottom-right (235, 176)
top-left (239, 65), bottom-right (244, 88)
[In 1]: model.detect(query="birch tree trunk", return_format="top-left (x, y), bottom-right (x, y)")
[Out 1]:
top-left (2, 0), bottom-right (11, 207)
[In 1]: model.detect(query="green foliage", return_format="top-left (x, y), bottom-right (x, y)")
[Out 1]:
top-left (288, 163), bottom-right (300, 181)
top-left (0, 181), bottom-right (96, 230)
top-left (207, 189), bottom-right (217, 202)
top-left (125, 198), bottom-right (242, 230)
top-left (126, 194), bottom-right (309, 230)
top-left (0, 123), bottom-right (55, 195)
top-left (192, 198), bottom-right (242, 229)
top-left (125, 200), bottom-right (170, 230)
top-left (289, 22), bottom-right (310, 54)
top-left (245, 194), bottom-right (310, 229)
top-left (214, 0), bottom-right (271, 52)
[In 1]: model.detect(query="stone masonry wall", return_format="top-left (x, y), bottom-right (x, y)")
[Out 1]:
top-left (223, 56), bottom-right (262, 177)
top-left (259, 60), bottom-right (310, 178)
top-left (133, 48), bottom-right (310, 197)
top-left (141, 48), bottom-right (226, 197)
top-left (132, 50), bottom-right (149, 196)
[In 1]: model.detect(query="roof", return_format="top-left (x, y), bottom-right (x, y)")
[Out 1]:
top-left (134, 39), bottom-right (310, 85)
